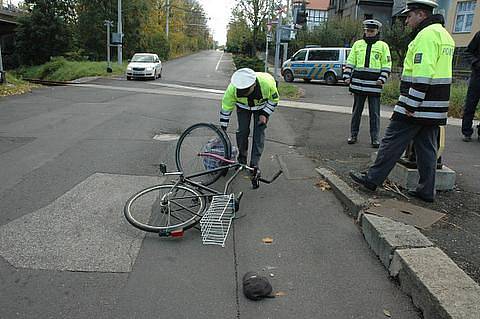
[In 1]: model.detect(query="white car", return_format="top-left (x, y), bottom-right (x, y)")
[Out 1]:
top-left (126, 53), bottom-right (162, 80)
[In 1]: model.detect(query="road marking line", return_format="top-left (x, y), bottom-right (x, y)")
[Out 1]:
top-left (215, 51), bottom-right (225, 71)
top-left (149, 82), bottom-right (224, 94)
top-left (71, 83), bottom-right (463, 127)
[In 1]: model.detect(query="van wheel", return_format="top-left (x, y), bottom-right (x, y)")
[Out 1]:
top-left (303, 78), bottom-right (311, 83)
top-left (283, 70), bottom-right (294, 82)
top-left (324, 72), bottom-right (337, 85)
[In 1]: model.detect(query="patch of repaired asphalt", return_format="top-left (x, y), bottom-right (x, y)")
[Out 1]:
top-left (0, 173), bottom-right (164, 272)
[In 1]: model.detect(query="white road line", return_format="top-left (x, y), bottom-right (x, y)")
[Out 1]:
top-left (149, 82), bottom-right (225, 94)
top-left (215, 51), bottom-right (225, 71)
top-left (71, 83), bottom-right (463, 127)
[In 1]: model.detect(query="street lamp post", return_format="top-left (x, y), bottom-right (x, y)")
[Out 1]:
top-left (117, 0), bottom-right (122, 64)
top-left (104, 20), bottom-right (113, 72)
top-left (273, 9), bottom-right (283, 82)
top-left (166, 0), bottom-right (170, 39)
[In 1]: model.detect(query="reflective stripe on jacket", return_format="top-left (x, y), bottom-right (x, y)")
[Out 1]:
top-left (220, 72), bottom-right (279, 128)
top-left (392, 19), bottom-right (455, 126)
top-left (343, 39), bottom-right (392, 96)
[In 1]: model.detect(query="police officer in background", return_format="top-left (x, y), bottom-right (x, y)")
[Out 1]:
top-left (461, 30), bottom-right (480, 142)
top-left (349, 0), bottom-right (455, 202)
top-left (344, 19), bottom-right (392, 148)
top-left (220, 68), bottom-right (279, 169)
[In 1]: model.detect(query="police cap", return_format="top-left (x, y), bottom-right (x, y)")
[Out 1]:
top-left (363, 19), bottom-right (382, 30)
top-left (231, 68), bottom-right (256, 89)
top-left (401, 0), bottom-right (438, 14)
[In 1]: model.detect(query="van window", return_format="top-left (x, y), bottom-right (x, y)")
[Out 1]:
top-left (307, 50), bottom-right (340, 61)
top-left (292, 50), bottom-right (307, 61)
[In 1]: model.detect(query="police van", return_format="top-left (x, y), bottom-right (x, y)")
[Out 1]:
top-left (281, 46), bottom-right (351, 84)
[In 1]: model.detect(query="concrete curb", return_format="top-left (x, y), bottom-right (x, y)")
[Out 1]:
top-left (315, 167), bottom-right (369, 218)
top-left (316, 166), bottom-right (480, 319)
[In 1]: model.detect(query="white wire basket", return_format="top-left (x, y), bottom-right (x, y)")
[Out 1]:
top-left (200, 194), bottom-right (235, 247)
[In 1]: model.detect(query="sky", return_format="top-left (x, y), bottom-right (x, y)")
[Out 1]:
top-left (8, 0), bottom-right (237, 45)
top-left (198, 0), bottom-right (236, 45)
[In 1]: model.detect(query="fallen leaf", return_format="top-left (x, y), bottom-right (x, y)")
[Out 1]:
top-left (275, 291), bottom-right (287, 297)
top-left (314, 180), bottom-right (331, 191)
top-left (262, 237), bottom-right (273, 244)
top-left (383, 309), bottom-right (391, 317)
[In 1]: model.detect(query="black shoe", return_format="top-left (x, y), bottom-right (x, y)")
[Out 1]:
top-left (347, 136), bottom-right (358, 144)
top-left (349, 171), bottom-right (377, 191)
top-left (462, 135), bottom-right (472, 142)
top-left (407, 190), bottom-right (434, 203)
top-left (371, 139), bottom-right (380, 148)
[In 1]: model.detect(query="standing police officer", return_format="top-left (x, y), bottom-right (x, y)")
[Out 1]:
top-left (461, 30), bottom-right (480, 142)
top-left (350, 0), bottom-right (455, 202)
top-left (220, 68), bottom-right (279, 169)
top-left (344, 19), bottom-right (392, 148)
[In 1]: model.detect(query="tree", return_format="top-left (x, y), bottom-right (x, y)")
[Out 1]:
top-left (15, 0), bottom-right (76, 65)
top-left (76, 0), bottom-right (117, 61)
top-left (383, 19), bottom-right (411, 68)
top-left (230, 0), bottom-right (281, 56)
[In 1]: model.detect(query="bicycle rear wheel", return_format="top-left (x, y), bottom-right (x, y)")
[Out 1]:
top-left (124, 184), bottom-right (206, 234)
top-left (175, 123), bottom-right (231, 186)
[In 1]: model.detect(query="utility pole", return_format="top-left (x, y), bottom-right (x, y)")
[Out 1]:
top-left (117, 0), bottom-right (122, 64)
top-left (104, 20), bottom-right (113, 72)
top-left (273, 9), bottom-right (283, 82)
top-left (0, 41), bottom-right (5, 84)
top-left (166, 0), bottom-right (170, 39)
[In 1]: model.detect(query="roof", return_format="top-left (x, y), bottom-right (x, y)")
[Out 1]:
top-left (306, 0), bottom-right (330, 10)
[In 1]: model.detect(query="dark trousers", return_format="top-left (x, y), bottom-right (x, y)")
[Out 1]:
top-left (367, 120), bottom-right (439, 199)
top-left (351, 94), bottom-right (380, 141)
top-left (236, 109), bottom-right (267, 167)
top-left (462, 68), bottom-right (480, 137)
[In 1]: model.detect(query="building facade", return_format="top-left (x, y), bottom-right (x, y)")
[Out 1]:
top-left (305, 0), bottom-right (330, 29)
top-left (328, 0), bottom-right (394, 26)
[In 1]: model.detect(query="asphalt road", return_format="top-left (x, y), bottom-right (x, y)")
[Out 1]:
top-left (0, 50), bottom-right (422, 318)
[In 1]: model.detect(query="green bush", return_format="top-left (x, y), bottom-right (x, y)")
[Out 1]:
top-left (232, 54), bottom-right (264, 71)
top-left (15, 59), bottom-right (126, 81)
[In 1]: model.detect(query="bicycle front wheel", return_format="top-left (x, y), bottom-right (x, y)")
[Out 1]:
top-left (124, 184), bottom-right (206, 234)
top-left (175, 123), bottom-right (231, 186)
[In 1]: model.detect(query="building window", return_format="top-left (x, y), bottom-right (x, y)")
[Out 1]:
top-left (306, 9), bottom-right (328, 29)
top-left (454, 1), bottom-right (476, 33)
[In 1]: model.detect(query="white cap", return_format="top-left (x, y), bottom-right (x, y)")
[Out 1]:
top-left (231, 68), bottom-right (257, 89)
top-left (401, 0), bottom-right (438, 14)
top-left (363, 19), bottom-right (382, 29)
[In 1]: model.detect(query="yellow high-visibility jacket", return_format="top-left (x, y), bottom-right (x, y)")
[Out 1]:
top-left (393, 16), bottom-right (455, 126)
top-left (220, 72), bottom-right (279, 128)
top-left (343, 38), bottom-right (392, 96)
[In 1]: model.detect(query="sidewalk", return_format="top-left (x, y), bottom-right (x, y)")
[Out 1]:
top-left (277, 97), bottom-right (480, 318)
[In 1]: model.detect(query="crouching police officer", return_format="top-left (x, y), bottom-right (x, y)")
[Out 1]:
top-left (220, 68), bottom-right (279, 169)
top-left (344, 19), bottom-right (392, 148)
top-left (350, 0), bottom-right (455, 202)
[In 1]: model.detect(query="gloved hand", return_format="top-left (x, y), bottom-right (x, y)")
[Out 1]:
top-left (258, 115), bottom-right (268, 125)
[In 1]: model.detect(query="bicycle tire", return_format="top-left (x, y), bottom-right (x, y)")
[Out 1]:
top-left (175, 123), bottom-right (231, 186)
top-left (124, 184), bottom-right (206, 233)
